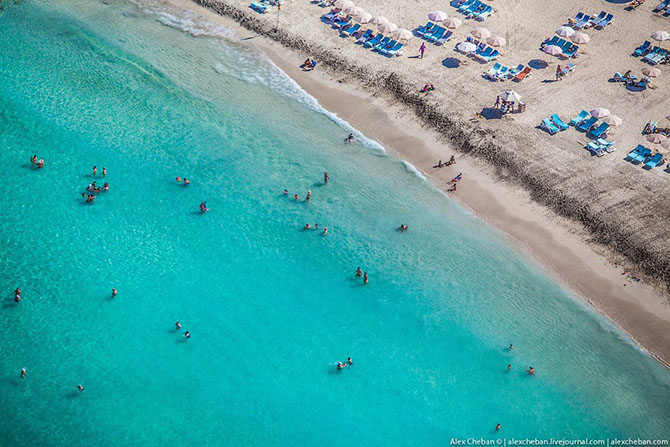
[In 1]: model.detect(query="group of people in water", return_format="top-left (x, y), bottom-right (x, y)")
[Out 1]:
top-left (354, 267), bottom-right (369, 285)
top-left (336, 357), bottom-right (353, 370)
top-left (81, 166), bottom-right (110, 203)
top-left (30, 155), bottom-right (45, 169)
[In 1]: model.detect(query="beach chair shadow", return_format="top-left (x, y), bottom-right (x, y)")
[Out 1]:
top-left (481, 107), bottom-right (503, 120)
top-left (528, 59), bottom-right (548, 70)
top-left (442, 57), bottom-right (461, 68)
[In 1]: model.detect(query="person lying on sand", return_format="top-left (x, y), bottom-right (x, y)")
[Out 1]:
top-left (450, 173), bottom-right (462, 183)
top-left (434, 160), bottom-right (444, 168)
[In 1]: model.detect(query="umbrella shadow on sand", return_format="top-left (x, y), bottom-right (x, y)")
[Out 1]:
top-left (442, 57), bottom-right (461, 68)
top-left (528, 59), bottom-right (549, 70)
top-left (481, 108), bottom-right (504, 120)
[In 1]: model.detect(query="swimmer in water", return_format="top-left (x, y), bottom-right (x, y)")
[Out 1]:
top-left (324, 172), bottom-right (329, 184)
top-left (31, 155), bottom-right (37, 165)
top-left (398, 224), bottom-right (408, 231)
top-left (526, 366), bottom-right (535, 375)
top-left (175, 322), bottom-right (182, 330)
top-left (37, 159), bottom-right (44, 169)
top-left (337, 362), bottom-right (345, 370)
top-left (363, 272), bottom-right (368, 285)
top-left (294, 194), bottom-right (299, 201)
top-left (322, 227), bottom-right (328, 236)
top-left (112, 288), bottom-right (117, 297)
top-left (14, 288), bottom-right (21, 296)
top-left (102, 167), bottom-right (106, 176)
top-left (306, 190), bottom-right (311, 202)
top-left (314, 224), bottom-right (319, 230)
top-left (103, 183), bottom-right (109, 192)
top-left (347, 357), bottom-right (353, 365)
top-left (77, 384), bottom-right (84, 392)
top-left (345, 133), bottom-right (355, 144)
top-left (507, 364), bottom-right (511, 371)
top-left (303, 224), bottom-right (312, 230)
top-left (184, 331), bottom-right (190, 339)
top-left (509, 344), bottom-right (513, 350)
top-left (283, 189), bottom-right (288, 195)
top-left (176, 177), bottom-right (182, 182)
top-left (496, 424), bottom-right (501, 431)
top-left (93, 166), bottom-right (97, 176)
top-left (200, 202), bottom-right (209, 213)
top-left (355, 267), bottom-right (362, 278)
top-left (183, 179), bottom-right (190, 185)
top-left (20, 368), bottom-right (26, 379)
top-left (14, 293), bottom-right (21, 302)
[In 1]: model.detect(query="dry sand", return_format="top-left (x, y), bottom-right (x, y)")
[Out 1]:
top-left (159, 0), bottom-right (670, 365)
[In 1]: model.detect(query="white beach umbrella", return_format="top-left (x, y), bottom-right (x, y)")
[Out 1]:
top-left (486, 36), bottom-right (507, 47)
top-left (392, 28), bottom-right (413, 41)
top-left (443, 17), bottom-right (462, 29)
top-left (555, 26), bottom-right (575, 38)
top-left (570, 32), bottom-right (590, 44)
top-left (590, 107), bottom-right (610, 118)
top-left (428, 10), bottom-right (449, 22)
top-left (543, 45), bottom-right (563, 56)
top-left (334, 0), bottom-right (354, 10)
top-left (498, 90), bottom-right (522, 102)
top-left (350, 6), bottom-right (365, 16)
top-left (647, 134), bottom-right (668, 144)
top-left (353, 11), bottom-right (372, 23)
top-left (456, 41), bottom-right (477, 53)
top-left (378, 21), bottom-right (398, 33)
top-left (470, 27), bottom-right (491, 39)
top-left (343, 4), bottom-right (358, 14)
top-left (651, 30), bottom-right (670, 41)
top-left (602, 115), bottom-right (623, 126)
top-left (370, 15), bottom-right (389, 25)
top-left (642, 67), bottom-right (662, 77)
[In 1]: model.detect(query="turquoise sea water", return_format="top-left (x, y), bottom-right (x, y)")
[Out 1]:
top-left (0, 1), bottom-right (669, 445)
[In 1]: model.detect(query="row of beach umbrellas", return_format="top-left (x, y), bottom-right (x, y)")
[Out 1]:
top-left (333, 0), bottom-right (414, 40)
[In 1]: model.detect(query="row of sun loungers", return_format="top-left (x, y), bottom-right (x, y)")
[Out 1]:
top-left (319, 13), bottom-right (404, 57)
top-left (585, 139), bottom-right (616, 157)
top-left (654, 0), bottom-right (670, 14)
top-left (541, 110), bottom-right (613, 142)
top-left (484, 63), bottom-right (532, 82)
top-left (415, 22), bottom-right (453, 45)
top-left (541, 36), bottom-right (579, 58)
top-left (642, 46), bottom-right (668, 65)
top-left (250, 1), bottom-right (268, 13)
top-left (568, 11), bottom-right (614, 30)
top-left (455, 0), bottom-right (494, 21)
top-left (462, 36), bottom-right (500, 62)
top-left (355, 29), bottom-right (404, 56)
top-left (626, 145), bottom-right (665, 168)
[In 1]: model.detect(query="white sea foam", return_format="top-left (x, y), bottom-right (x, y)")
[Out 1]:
top-left (401, 161), bottom-right (427, 180)
top-left (130, 0), bottom-right (388, 155)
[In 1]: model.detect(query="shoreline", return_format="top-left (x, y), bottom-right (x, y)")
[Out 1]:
top-left (161, 0), bottom-right (670, 366)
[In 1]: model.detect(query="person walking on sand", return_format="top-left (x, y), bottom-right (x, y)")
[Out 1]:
top-left (556, 64), bottom-right (562, 81)
top-left (494, 96), bottom-right (500, 108)
top-left (419, 42), bottom-right (426, 59)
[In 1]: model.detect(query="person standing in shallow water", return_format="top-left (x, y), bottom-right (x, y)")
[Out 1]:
top-left (363, 272), bottom-right (368, 285)
top-left (324, 172), bottom-right (329, 184)
top-left (92, 166), bottom-right (97, 176)
top-left (355, 267), bottom-right (362, 278)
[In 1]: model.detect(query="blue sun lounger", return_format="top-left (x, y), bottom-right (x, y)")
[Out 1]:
top-left (356, 30), bottom-right (373, 44)
top-left (595, 13), bottom-right (614, 29)
top-left (589, 122), bottom-right (609, 138)
top-left (577, 116), bottom-right (597, 132)
top-left (551, 114), bottom-right (569, 131)
top-left (485, 63), bottom-right (502, 79)
top-left (384, 42), bottom-right (404, 57)
top-left (250, 2), bottom-right (267, 13)
top-left (586, 142), bottom-right (605, 156)
top-left (427, 27), bottom-right (445, 43)
top-left (655, 0), bottom-right (670, 12)
top-left (373, 36), bottom-right (390, 51)
top-left (436, 30), bottom-right (453, 46)
top-left (541, 118), bottom-right (560, 135)
top-left (645, 153), bottom-right (664, 168)
top-left (632, 147), bottom-right (652, 163)
top-left (597, 138), bottom-right (616, 153)
top-left (416, 22), bottom-right (434, 37)
top-left (570, 110), bottom-right (589, 126)
top-left (570, 12), bottom-right (585, 25)
top-left (635, 41), bottom-right (651, 56)
top-left (457, 0), bottom-right (475, 13)
top-left (341, 23), bottom-right (360, 37)
top-left (626, 145), bottom-right (645, 161)
top-left (589, 11), bottom-right (606, 27)
top-left (574, 14), bottom-right (591, 29)
top-left (364, 34), bottom-right (383, 48)
top-left (377, 39), bottom-right (395, 53)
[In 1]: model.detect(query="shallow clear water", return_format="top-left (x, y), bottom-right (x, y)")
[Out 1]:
top-left (0, 1), bottom-right (668, 445)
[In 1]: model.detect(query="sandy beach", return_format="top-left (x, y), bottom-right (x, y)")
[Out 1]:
top-left (158, 0), bottom-right (670, 365)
